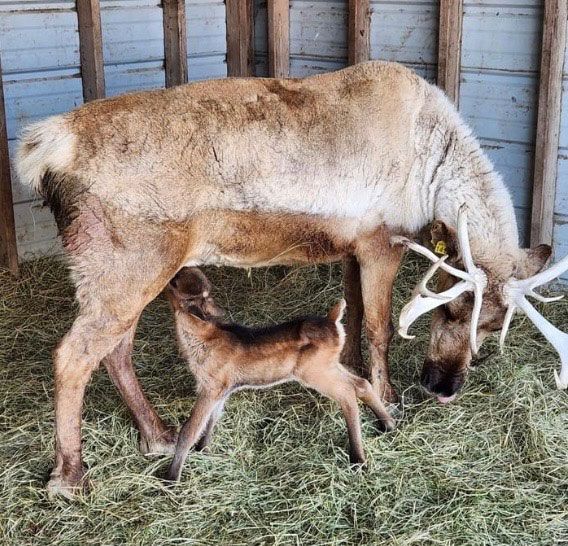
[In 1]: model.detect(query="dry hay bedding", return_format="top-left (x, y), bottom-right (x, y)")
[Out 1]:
top-left (0, 256), bottom-right (566, 545)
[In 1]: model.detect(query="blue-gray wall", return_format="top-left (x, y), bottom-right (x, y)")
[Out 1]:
top-left (3, 0), bottom-right (567, 276)
top-left (2, 0), bottom-right (226, 256)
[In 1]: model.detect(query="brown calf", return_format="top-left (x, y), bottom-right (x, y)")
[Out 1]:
top-left (165, 268), bottom-right (395, 481)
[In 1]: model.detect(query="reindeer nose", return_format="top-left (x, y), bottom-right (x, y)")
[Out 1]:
top-left (420, 360), bottom-right (464, 401)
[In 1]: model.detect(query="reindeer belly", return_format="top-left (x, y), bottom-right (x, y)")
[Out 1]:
top-left (186, 210), bottom-right (358, 267)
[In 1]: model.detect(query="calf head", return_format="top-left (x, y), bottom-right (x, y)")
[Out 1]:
top-left (393, 205), bottom-right (568, 403)
top-left (168, 267), bottom-right (225, 318)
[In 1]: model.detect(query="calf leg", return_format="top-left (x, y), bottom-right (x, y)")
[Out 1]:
top-left (356, 232), bottom-right (404, 403)
top-left (166, 393), bottom-right (223, 481)
top-left (341, 256), bottom-right (364, 376)
top-left (350, 374), bottom-right (396, 432)
top-left (103, 319), bottom-right (177, 456)
top-left (195, 399), bottom-right (226, 452)
top-left (296, 368), bottom-right (366, 465)
top-left (339, 397), bottom-right (366, 464)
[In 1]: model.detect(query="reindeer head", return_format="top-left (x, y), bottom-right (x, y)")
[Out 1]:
top-left (167, 267), bottom-right (225, 319)
top-left (392, 205), bottom-right (568, 403)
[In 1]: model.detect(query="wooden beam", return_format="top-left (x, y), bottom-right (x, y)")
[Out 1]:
top-left (76, 0), bottom-right (105, 101)
top-left (0, 56), bottom-right (19, 275)
top-left (348, 0), bottom-right (370, 65)
top-left (226, 0), bottom-right (254, 77)
top-left (267, 0), bottom-right (289, 78)
top-left (531, 0), bottom-right (568, 246)
top-left (437, 0), bottom-right (463, 106)
top-left (163, 0), bottom-right (188, 87)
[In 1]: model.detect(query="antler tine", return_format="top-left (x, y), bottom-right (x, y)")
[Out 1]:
top-left (470, 283), bottom-right (483, 355)
top-left (398, 280), bottom-right (471, 339)
top-left (516, 252), bottom-right (568, 291)
top-left (514, 295), bottom-right (568, 389)
top-left (418, 256), bottom-right (452, 299)
top-left (457, 204), bottom-right (476, 275)
top-left (391, 236), bottom-right (473, 283)
top-left (526, 289), bottom-right (564, 303)
top-left (499, 304), bottom-right (516, 352)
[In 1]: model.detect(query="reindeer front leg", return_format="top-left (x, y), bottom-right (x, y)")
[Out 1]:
top-left (356, 232), bottom-right (404, 404)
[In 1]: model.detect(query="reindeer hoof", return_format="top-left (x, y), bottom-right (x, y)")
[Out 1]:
top-left (140, 427), bottom-right (178, 456)
top-left (46, 472), bottom-right (88, 500)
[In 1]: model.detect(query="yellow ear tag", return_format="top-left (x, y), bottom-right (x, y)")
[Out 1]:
top-left (434, 240), bottom-right (447, 255)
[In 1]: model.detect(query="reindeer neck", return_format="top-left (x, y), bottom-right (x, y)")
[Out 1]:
top-left (432, 126), bottom-right (520, 275)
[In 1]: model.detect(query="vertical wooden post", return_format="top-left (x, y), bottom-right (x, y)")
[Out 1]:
top-left (343, 0), bottom-right (371, 375)
top-left (348, 0), bottom-right (370, 65)
top-left (0, 56), bottom-right (19, 275)
top-left (530, 0), bottom-right (568, 246)
top-left (163, 0), bottom-right (188, 87)
top-left (76, 0), bottom-right (105, 101)
top-left (226, 0), bottom-right (254, 77)
top-left (437, 0), bottom-right (463, 106)
top-left (267, 0), bottom-right (289, 78)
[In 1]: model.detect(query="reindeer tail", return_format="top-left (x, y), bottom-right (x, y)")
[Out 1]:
top-left (327, 299), bottom-right (346, 323)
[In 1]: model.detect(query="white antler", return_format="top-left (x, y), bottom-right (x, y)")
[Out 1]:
top-left (501, 256), bottom-right (568, 389)
top-left (394, 205), bottom-right (568, 389)
top-left (392, 206), bottom-right (487, 354)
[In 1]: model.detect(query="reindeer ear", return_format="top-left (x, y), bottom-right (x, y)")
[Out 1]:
top-left (515, 244), bottom-right (552, 279)
top-left (429, 221), bottom-right (459, 259)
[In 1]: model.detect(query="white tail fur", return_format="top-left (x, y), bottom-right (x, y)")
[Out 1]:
top-left (14, 115), bottom-right (76, 194)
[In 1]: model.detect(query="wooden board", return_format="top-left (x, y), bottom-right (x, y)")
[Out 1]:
top-left (267, 0), bottom-right (289, 78)
top-left (530, 0), bottom-right (567, 246)
top-left (0, 55), bottom-right (18, 275)
top-left (163, 0), bottom-right (188, 87)
top-left (226, 0), bottom-right (254, 76)
top-left (348, 0), bottom-right (370, 65)
top-left (76, 0), bottom-right (106, 101)
top-left (437, 0), bottom-right (463, 106)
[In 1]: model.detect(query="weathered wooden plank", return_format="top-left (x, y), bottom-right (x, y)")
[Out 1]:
top-left (0, 56), bottom-right (19, 275)
top-left (531, 0), bottom-right (567, 246)
top-left (226, 0), bottom-right (254, 77)
top-left (163, 0), bottom-right (188, 87)
top-left (76, 0), bottom-right (106, 101)
top-left (437, 0), bottom-right (463, 106)
top-left (348, 0), bottom-right (370, 65)
top-left (267, 0), bottom-right (289, 78)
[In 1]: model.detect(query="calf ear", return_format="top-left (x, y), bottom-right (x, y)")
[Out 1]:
top-left (515, 244), bottom-right (552, 279)
top-left (428, 220), bottom-right (459, 259)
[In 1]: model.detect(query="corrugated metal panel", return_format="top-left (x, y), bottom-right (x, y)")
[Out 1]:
top-left (1, 0), bottom-right (226, 259)
top-left (460, 1), bottom-right (542, 248)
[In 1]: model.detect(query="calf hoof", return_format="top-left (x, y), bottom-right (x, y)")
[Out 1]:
top-left (377, 416), bottom-right (396, 433)
top-left (349, 452), bottom-right (367, 468)
top-left (46, 471), bottom-right (88, 500)
top-left (140, 427), bottom-right (178, 457)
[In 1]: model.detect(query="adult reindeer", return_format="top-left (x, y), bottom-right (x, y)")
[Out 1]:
top-left (15, 61), bottom-right (568, 498)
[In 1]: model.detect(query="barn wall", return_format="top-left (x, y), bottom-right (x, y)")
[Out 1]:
top-left (1, 0), bottom-right (226, 258)
top-left (2, 0), bottom-right (567, 277)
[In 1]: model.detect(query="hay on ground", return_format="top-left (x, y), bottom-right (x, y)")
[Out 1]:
top-left (0, 257), bottom-right (566, 545)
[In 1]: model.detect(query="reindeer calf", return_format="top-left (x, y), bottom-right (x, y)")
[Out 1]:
top-left (165, 267), bottom-right (395, 481)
